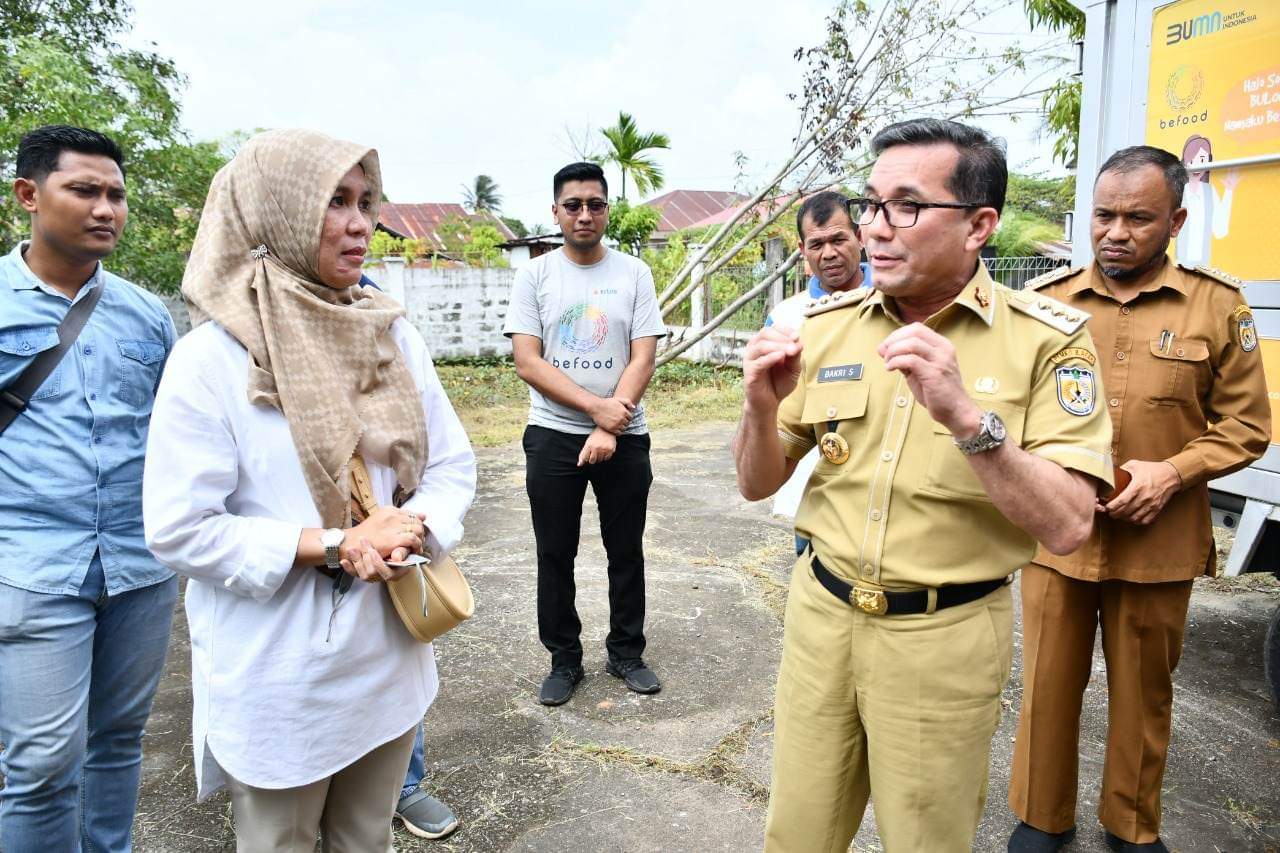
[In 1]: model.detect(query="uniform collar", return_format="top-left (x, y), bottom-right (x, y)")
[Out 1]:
top-left (5, 241), bottom-right (104, 298)
top-left (1076, 256), bottom-right (1187, 299)
top-left (951, 262), bottom-right (997, 326)
top-left (864, 261), bottom-right (995, 327)
top-left (808, 261), bottom-right (873, 299)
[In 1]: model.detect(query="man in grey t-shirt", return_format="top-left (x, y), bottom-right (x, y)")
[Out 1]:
top-left (503, 161), bottom-right (666, 706)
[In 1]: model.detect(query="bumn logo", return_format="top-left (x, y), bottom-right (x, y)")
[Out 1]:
top-left (1166, 11), bottom-right (1221, 44)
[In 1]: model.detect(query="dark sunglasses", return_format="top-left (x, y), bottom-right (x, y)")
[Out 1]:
top-left (559, 199), bottom-right (609, 215)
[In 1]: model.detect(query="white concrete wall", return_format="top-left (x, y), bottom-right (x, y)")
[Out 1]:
top-left (164, 265), bottom-right (516, 360)
top-left (508, 245), bottom-right (531, 269)
top-left (363, 263), bottom-right (515, 359)
top-left (663, 324), bottom-right (753, 366)
top-left (163, 264), bottom-right (749, 366)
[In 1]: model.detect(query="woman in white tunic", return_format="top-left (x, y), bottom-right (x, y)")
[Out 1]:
top-left (143, 129), bottom-right (476, 851)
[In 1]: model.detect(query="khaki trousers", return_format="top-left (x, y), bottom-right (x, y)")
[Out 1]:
top-left (765, 556), bottom-right (1013, 853)
top-left (225, 725), bottom-right (417, 853)
top-left (1009, 564), bottom-right (1193, 844)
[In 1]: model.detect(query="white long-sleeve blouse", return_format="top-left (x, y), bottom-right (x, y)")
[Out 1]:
top-left (144, 319), bottom-right (476, 799)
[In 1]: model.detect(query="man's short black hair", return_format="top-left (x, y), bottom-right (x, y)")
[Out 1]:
top-left (870, 118), bottom-right (1007, 213)
top-left (1097, 145), bottom-right (1187, 209)
top-left (553, 162), bottom-right (607, 200)
top-left (797, 191), bottom-right (854, 240)
top-left (16, 124), bottom-right (126, 183)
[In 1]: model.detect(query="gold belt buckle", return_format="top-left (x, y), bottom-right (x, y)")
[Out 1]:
top-left (850, 587), bottom-right (888, 615)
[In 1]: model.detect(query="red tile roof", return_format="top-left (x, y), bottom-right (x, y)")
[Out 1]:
top-left (684, 192), bottom-right (801, 231)
top-left (378, 203), bottom-right (515, 252)
top-left (642, 190), bottom-right (748, 235)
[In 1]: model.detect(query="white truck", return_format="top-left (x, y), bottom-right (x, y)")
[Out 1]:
top-left (1071, 0), bottom-right (1280, 705)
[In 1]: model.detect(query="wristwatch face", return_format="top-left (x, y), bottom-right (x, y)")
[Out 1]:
top-left (321, 528), bottom-right (344, 549)
top-left (985, 411), bottom-right (1006, 442)
top-left (956, 411), bottom-right (1006, 455)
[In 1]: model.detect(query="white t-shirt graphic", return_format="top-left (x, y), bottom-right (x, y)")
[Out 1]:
top-left (503, 248), bottom-right (666, 435)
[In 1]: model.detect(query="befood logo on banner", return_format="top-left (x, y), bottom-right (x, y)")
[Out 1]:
top-left (1159, 64), bottom-right (1208, 128)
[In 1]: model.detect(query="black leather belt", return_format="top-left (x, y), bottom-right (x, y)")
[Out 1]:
top-left (810, 552), bottom-right (1005, 616)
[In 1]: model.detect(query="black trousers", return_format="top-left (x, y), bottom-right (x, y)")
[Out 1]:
top-left (523, 425), bottom-right (653, 670)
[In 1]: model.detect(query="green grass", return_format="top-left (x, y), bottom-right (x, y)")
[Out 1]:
top-left (435, 357), bottom-right (743, 447)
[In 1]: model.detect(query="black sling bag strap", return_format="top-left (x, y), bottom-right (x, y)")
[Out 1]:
top-left (0, 281), bottom-right (106, 436)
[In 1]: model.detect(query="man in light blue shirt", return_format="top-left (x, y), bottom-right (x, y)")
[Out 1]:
top-left (0, 126), bottom-right (178, 853)
top-left (763, 191), bottom-right (871, 529)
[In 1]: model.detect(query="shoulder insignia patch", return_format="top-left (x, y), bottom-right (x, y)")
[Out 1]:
top-left (803, 287), bottom-right (870, 318)
top-left (1178, 262), bottom-right (1243, 289)
top-left (1024, 264), bottom-right (1083, 291)
top-left (1055, 364), bottom-right (1098, 416)
top-left (1006, 289), bottom-right (1090, 335)
top-left (1232, 304), bottom-right (1258, 352)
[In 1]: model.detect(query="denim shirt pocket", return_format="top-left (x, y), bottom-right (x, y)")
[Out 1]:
top-left (0, 326), bottom-right (63, 400)
top-left (117, 339), bottom-right (167, 408)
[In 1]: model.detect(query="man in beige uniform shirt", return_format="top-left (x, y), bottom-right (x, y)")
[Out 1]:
top-left (1007, 146), bottom-right (1269, 853)
top-left (733, 118), bottom-right (1114, 853)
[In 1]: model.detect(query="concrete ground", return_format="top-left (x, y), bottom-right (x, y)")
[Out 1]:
top-left (129, 422), bottom-right (1280, 852)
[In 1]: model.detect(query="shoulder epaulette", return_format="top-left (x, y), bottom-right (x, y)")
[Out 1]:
top-left (1178, 262), bottom-right (1243, 289)
top-left (1006, 288), bottom-right (1090, 335)
top-left (803, 287), bottom-right (870, 318)
top-left (1024, 264), bottom-right (1083, 291)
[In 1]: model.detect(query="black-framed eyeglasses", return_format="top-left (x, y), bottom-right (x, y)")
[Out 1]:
top-left (558, 198), bottom-right (609, 215)
top-left (844, 196), bottom-right (981, 229)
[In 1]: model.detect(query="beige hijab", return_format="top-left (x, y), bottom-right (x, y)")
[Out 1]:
top-left (182, 128), bottom-right (428, 529)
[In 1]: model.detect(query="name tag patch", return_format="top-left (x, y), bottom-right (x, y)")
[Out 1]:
top-left (818, 363), bottom-right (863, 383)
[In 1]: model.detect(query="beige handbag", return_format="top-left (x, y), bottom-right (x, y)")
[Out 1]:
top-left (348, 456), bottom-right (474, 643)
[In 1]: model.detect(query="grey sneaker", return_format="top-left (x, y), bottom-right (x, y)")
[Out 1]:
top-left (606, 658), bottom-right (661, 694)
top-left (539, 665), bottom-right (585, 706)
top-left (395, 790), bottom-right (458, 840)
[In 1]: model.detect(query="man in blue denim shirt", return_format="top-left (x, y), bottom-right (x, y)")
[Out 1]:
top-left (0, 126), bottom-right (178, 853)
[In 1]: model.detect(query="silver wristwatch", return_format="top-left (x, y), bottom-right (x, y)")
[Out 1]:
top-left (953, 411), bottom-right (1006, 456)
top-left (320, 528), bottom-right (345, 570)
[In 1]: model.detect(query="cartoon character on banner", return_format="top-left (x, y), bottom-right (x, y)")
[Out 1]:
top-left (1177, 134), bottom-right (1241, 268)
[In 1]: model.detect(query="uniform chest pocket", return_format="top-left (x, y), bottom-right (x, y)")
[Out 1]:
top-left (1146, 338), bottom-right (1209, 406)
top-left (117, 339), bottom-right (167, 408)
top-left (921, 400), bottom-right (1026, 502)
top-left (0, 326), bottom-right (63, 401)
top-left (801, 383), bottom-right (869, 473)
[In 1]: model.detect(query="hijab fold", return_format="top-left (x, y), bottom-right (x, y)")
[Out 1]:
top-left (182, 129), bottom-right (429, 529)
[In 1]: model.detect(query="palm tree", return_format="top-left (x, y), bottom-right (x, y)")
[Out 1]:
top-left (461, 175), bottom-right (502, 213)
top-left (599, 112), bottom-right (671, 200)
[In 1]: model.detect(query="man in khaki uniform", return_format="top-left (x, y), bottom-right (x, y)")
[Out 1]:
top-left (733, 118), bottom-right (1114, 853)
top-left (1007, 146), bottom-right (1270, 853)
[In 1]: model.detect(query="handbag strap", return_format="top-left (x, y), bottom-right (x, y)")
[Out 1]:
top-left (348, 455), bottom-right (379, 523)
top-left (0, 280), bottom-right (106, 436)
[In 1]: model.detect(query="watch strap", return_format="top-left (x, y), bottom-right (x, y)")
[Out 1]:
top-left (322, 529), bottom-right (344, 570)
top-left (953, 411), bottom-right (1005, 456)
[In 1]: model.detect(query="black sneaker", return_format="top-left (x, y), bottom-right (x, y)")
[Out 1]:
top-left (538, 665), bottom-right (584, 706)
top-left (606, 658), bottom-right (661, 694)
top-left (1104, 831), bottom-right (1169, 853)
top-left (1008, 821), bottom-right (1076, 852)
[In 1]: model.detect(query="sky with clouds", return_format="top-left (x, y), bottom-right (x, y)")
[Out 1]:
top-left (127, 0), bottom-right (1071, 231)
